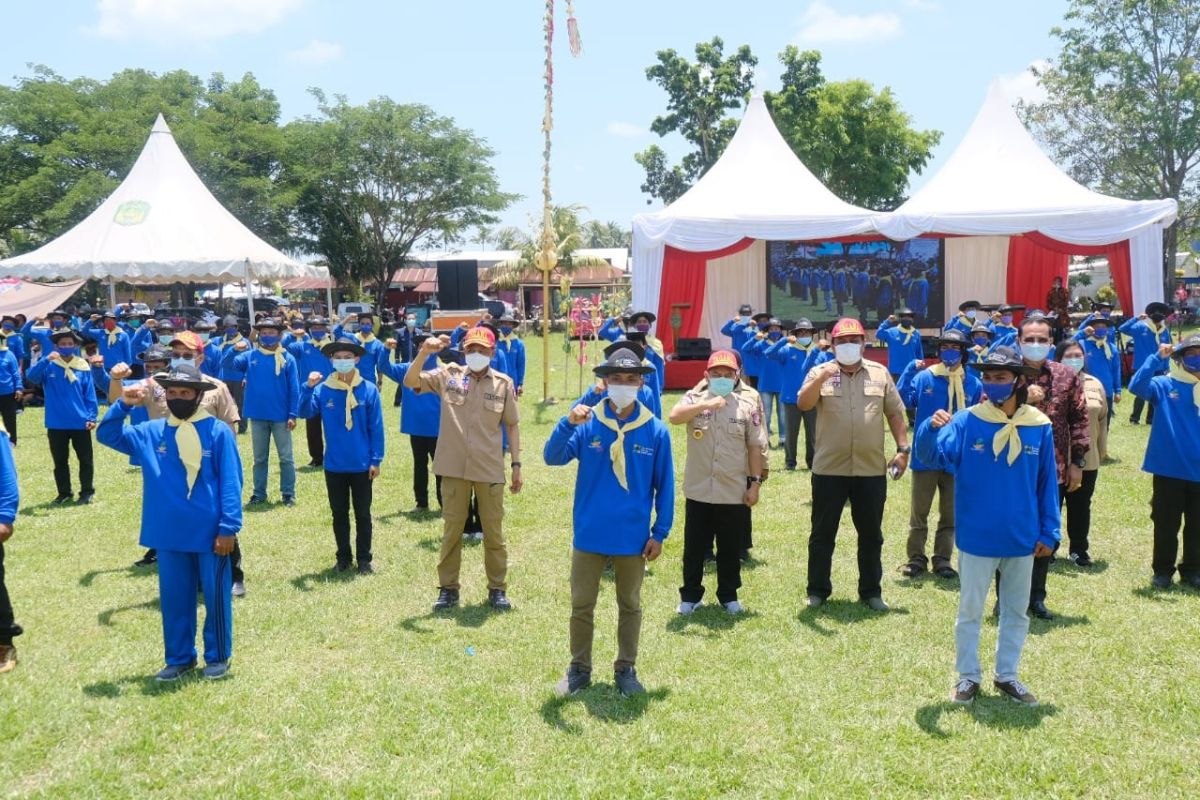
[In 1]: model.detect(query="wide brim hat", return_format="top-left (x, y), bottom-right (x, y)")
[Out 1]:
top-left (765, 317), bottom-right (784, 329)
top-left (321, 339), bottom-right (365, 358)
top-left (1090, 301), bottom-right (1113, 310)
top-left (222, 315), bottom-right (239, 326)
top-left (750, 312), bottom-right (772, 324)
top-left (895, 307), bottom-right (915, 317)
top-left (1172, 334), bottom-right (1200, 356)
top-left (938, 329), bottom-right (969, 347)
top-left (137, 345), bottom-right (173, 364)
top-left (49, 329), bottom-right (85, 345)
top-left (958, 300), bottom-right (982, 311)
top-left (604, 339), bottom-right (646, 362)
top-left (594, 346), bottom-right (653, 376)
top-left (497, 313), bottom-right (517, 324)
top-left (791, 318), bottom-right (815, 333)
top-left (253, 317), bottom-right (285, 330)
top-left (624, 310), bottom-right (656, 324)
top-left (1146, 301), bottom-right (1171, 316)
top-left (306, 315), bottom-right (329, 327)
top-left (968, 345), bottom-right (1040, 378)
top-left (737, 304), bottom-right (753, 315)
top-left (970, 323), bottom-right (994, 336)
top-left (999, 304), bottom-right (1026, 313)
top-left (153, 366), bottom-right (217, 393)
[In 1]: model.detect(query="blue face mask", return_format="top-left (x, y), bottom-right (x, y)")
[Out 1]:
top-left (1100, 311), bottom-right (1111, 318)
top-left (709, 377), bottom-right (736, 396)
top-left (50, 319), bottom-right (64, 329)
top-left (359, 323), bottom-right (373, 334)
top-left (1001, 315), bottom-right (1013, 325)
top-left (972, 337), bottom-right (990, 347)
top-left (57, 345), bottom-right (77, 357)
top-left (259, 334), bottom-right (280, 347)
top-left (940, 349), bottom-right (962, 367)
top-left (170, 356), bottom-right (194, 371)
top-left (331, 358), bottom-right (356, 374)
top-left (310, 330), bottom-right (327, 340)
top-left (1183, 354), bottom-right (1200, 373)
top-left (758, 323), bottom-right (769, 331)
top-left (768, 331), bottom-right (782, 341)
top-left (1, 324), bottom-right (12, 332)
top-left (797, 336), bottom-right (813, 346)
top-left (158, 334), bottom-right (173, 345)
top-left (986, 381), bottom-right (1016, 404)
top-left (1021, 342), bottom-right (1052, 362)
top-left (499, 326), bottom-right (513, 336)
top-left (406, 318), bottom-right (417, 328)
top-left (225, 327), bottom-right (239, 337)
top-left (1093, 328), bottom-right (1108, 339)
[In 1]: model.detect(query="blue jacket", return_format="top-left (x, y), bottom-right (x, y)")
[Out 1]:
top-left (381, 356), bottom-right (441, 437)
top-left (1071, 330), bottom-right (1122, 398)
top-left (898, 363), bottom-right (983, 471)
top-left (392, 327), bottom-right (421, 363)
top-left (875, 321), bottom-right (925, 375)
top-left (288, 339), bottom-right (334, 390)
top-left (0, 433), bottom-right (17, 525)
top-left (915, 407), bottom-right (1061, 557)
top-left (97, 401), bottom-right (243, 550)
top-left (214, 333), bottom-right (249, 381)
top-left (543, 403), bottom-right (674, 555)
top-left (0, 350), bottom-right (22, 396)
top-left (943, 314), bottom-right (976, 338)
top-left (745, 335), bottom-right (785, 393)
top-left (598, 317), bottom-right (623, 343)
top-left (81, 321), bottom-right (133, 370)
top-left (1130, 354), bottom-right (1200, 482)
top-left (1119, 318), bottom-right (1173, 373)
top-left (222, 347), bottom-right (300, 422)
top-left (496, 336), bottom-right (526, 389)
top-left (765, 338), bottom-right (817, 405)
top-left (1078, 313), bottom-right (1118, 346)
top-left (27, 357), bottom-right (99, 429)
top-left (738, 332), bottom-right (767, 379)
top-left (907, 279), bottom-right (929, 316)
top-left (299, 378), bottom-right (385, 473)
top-left (0, 330), bottom-right (26, 363)
top-left (719, 318), bottom-right (755, 353)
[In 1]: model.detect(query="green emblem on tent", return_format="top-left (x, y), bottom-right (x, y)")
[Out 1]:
top-left (113, 201), bottom-right (151, 226)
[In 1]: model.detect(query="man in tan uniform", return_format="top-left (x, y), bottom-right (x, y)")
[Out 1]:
top-left (404, 327), bottom-right (522, 612)
top-left (669, 350), bottom-right (765, 614)
top-left (798, 318), bottom-right (910, 611)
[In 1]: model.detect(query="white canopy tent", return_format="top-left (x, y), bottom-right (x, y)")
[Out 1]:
top-left (0, 114), bottom-right (331, 316)
top-left (873, 82), bottom-right (1177, 313)
top-left (631, 95), bottom-right (885, 349)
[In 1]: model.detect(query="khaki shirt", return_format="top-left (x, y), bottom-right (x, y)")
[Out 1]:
top-left (804, 359), bottom-right (903, 476)
top-left (417, 363), bottom-right (519, 483)
top-left (681, 384), bottom-right (767, 504)
top-left (1081, 374), bottom-right (1108, 470)
top-left (693, 379), bottom-right (770, 472)
top-left (129, 374), bottom-right (241, 430)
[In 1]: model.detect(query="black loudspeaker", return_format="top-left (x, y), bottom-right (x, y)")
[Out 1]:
top-left (675, 337), bottom-right (712, 361)
top-left (436, 260), bottom-right (479, 310)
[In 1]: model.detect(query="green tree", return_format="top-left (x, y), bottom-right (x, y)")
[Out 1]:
top-left (0, 66), bottom-right (289, 252)
top-left (581, 220), bottom-right (631, 248)
top-left (485, 205), bottom-right (609, 292)
top-left (1023, 0), bottom-right (1200, 293)
top-left (282, 93), bottom-right (516, 302)
top-left (634, 37), bottom-right (757, 205)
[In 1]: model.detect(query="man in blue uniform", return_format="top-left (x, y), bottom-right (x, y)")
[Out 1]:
top-left (0, 340), bottom-right (22, 445)
top-left (289, 316), bottom-right (333, 467)
top-left (1130, 335), bottom-right (1200, 589)
top-left (216, 315), bottom-right (249, 433)
top-left (1120, 301), bottom-right (1174, 424)
top-left (876, 307), bottom-right (925, 382)
top-left (301, 339), bottom-right (386, 574)
top-left (494, 314), bottom-right (526, 396)
top-left (97, 365), bottom-right (243, 681)
top-left (26, 329), bottom-right (99, 504)
top-left (1072, 316), bottom-right (1122, 425)
top-left (916, 346), bottom-right (1060, 707)
top-left (765, 319), bottom-right (818, 470)
top-left (740, 317), bottom-right (786, 446)
top-left (384, 333), bottom-right (443, 511)
top-left (544, 346), bottom-right (674, 697)
top-left (0, 424), bottom-right (20, 673)
top-left (944, 300), bottom-right (983, 338)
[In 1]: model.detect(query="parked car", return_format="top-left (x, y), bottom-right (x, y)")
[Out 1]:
top-left (154, 306), bottom-right (221, 329)
top-left (336, 301), bottom-right (374, 319)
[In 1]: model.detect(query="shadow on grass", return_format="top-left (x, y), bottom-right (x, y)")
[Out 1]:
top-left (290, 566), bottom-right (357, 592)
top-left (1028, 613), bottom-right (1090, 635)
top-left (83, 672), bottom-right (194, 698)
top-left (18, 499), bottom-right (76, 517)
top-left (79, 565), bottom-right (156, 588)
top-left (414, 535), bottom-right (482, 553)
top-left (1131, 585), bottom-right (1179, 603)
top-left (796, 598), bottom-right (908, 637)
top-left (897, 572), bottom-right (961, 593)
top-left (1048, 559), bottom-right (1110, 577)
top-left (539, 686), bottom-right (670, 734)
top-left (399, 603), bottom-right (507, 633)
top-left (378, 507), bottom-right (441, 524)
top-left (666, 607), bottom-right (757, 638)
top-left (98, 598), bottom-right (160, 627)
top-left (915, 699), bottom-right (1059, 738)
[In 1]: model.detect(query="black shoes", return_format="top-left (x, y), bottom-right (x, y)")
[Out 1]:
top-left (933, 564), bottom-right (959, 579)
top-left (282, 495), bottom-right (296, 507)
top-left (614, 666), bottom-right (645, 696)
top-left (76, 492), bottom-right (94, 505)
top-left (555, 664), bottom-right (592, 696)
top-left (1151, 574), bottom-right (1173, 589)
top-left (1069, 552), bottom-right (1093, 568)
top-left (1028, 601), bottom-right (1054, 620)
top-left (900, 560), bottom-right (926, 578)
top-left (52, 493), bottom-right (73, 505)
top-left (246, 496), bottom-right (266, 507)
top-left (357, 562), bottom-right (375, 575)
top-left (433, 588), bottom-right (460, 611)
top-left (488, 589), bottom-right (512, 611)
top-left (334, 561), bottom-right (352, 573)
top-left (133, 550), bottom-right (158, 568)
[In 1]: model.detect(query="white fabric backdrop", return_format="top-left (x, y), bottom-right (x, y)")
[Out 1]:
top-left (696, 240), bottom-right (766, 349)
top-left (944, 236), bottom-right (1010, 315)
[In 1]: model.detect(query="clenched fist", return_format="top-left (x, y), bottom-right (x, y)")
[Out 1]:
top-left (307, 371), bottom-right (323, 388)
top-left (110, 362), bottom-right (132, 380)
top-left (122, 384), bottom-right (146, 404)
top-left (567, 404), bottom-right (593, 425)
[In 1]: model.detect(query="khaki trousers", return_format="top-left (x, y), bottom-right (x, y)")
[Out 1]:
top-left (569, 548), bottom-right (644, 672)
top-left (438, 477), bottom-right (506, 591)
top-left (907, 469), bottom-right (956, 567)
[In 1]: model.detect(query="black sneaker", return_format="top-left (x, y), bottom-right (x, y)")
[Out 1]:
top-left (52, 493), bottom-right (73, 505)
top-left (488, 589), bottom-right (512, 611)
top-left (1183, 574), bottom-right (1200, 590)
top-left (246, 496), bottom-right (266, 507)
top-left (900, 560), bottom-right (927, 578)
top-left (1028, 601), bottom-right (1053, 620)
top-left (1069, 552), bottom-right (1093, 568)
top-left (281, 495), bottom-right (296, 507)
top-left (334, 561), bottom-right (352, 573)
top-left (994, 679), bottom-right (1039, 706)
top-left (614, 666), bottom-right (645, 696)
top-left (1151, 574), bottom-right (1173, 590)
top-left (933, 564), bottom-right (959, 579)
top-left (950, 678), bottom-right (979, 704)
top-left (357, 562), bottom-right (375, 575)
top-left (133, 550), bottom-right (158, 568)
top-left (76, 492), bottom-right (94, 505)
top-left (432, 588), bottom-right (459, 611)
top-left (554, 664), bottom-right (591, 696)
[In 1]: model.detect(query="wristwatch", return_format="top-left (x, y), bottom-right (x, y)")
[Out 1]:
top-left (1071, 456), bottom-right (1086, 468)
top-left (896, 445), bottom-right (912, 455)
top-left (747, 476), bottom-right (764, 484)
top-left (511, 461), bottom-right (522, 469)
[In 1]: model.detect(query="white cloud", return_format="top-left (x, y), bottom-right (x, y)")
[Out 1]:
top-left (999, 60), bottom-right (1050, 104)
top-left (90, 0), bottom-right (304, 42)
top-left (605, 121), bottom-right (645, 138)
top-left (794, 1), bottom-right (902, 44)
top-left (286, 39), bottom-right (343, 65)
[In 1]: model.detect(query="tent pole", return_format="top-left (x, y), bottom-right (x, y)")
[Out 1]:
top-left (325, 277), bottom-right (334, 318)
top-left (107, 278), bottom-right (117, 310)
top-left (245, 259), bottom-right (255, 322)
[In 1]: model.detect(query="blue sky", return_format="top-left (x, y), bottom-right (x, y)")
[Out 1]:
top-left (1, 1), bottom-right (1068, 238)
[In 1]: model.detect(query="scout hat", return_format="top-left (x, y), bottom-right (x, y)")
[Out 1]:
top-left (49, 329), bottom-right (85, 345)
top-left (497, 312), bottom-right (517, 325)
top-left (253, 317), bottom-right (284, 330)
top-left (191, 319), bottom-right (215, 332)
top-left (765, 317), bottom-right (784, 329)
top-left (706, 350), bottom-right (739, 371)
top-left (156, 319), bottom-right (177, 333)
top-left (306, 315), bottom-right (329, 327)
top-left (222, 315), bottom-right (239, 327)
top-left (738, 304), bottom-right (753, 315)
top-left (938, 329), bottom-right (970, 349)
top-left (153, 364), bottom-right (217, 393)
top-left (1145, 301), bottom-right (1171, 317)
top-left (791, 318), bottom-right (814, 334)
top-left (1172, 333), bottom-right (1200, 357)
top-left (896, 307), bottom-right (915, 317)
top-left (958, 300), bottom-right (982, 311)
top-left (604, 340), bottom-right (646, 361)
top-left (138, 344), bottom-right (173, 365)
top-left (594, 346), bottom-right (653, 376)
top-left (624, 310), bottom-right (656, 324)
top-left (970, 323), bottom-right (994, 338)
top-left (750, 312), bottom-right (772, 324)
top-left (999, 303), bottom-right (1025, 314)
top-left (1090, 300), bottom-right (1113, 311)
top-left (830, 318), bottom-right (865, 339)
top-left (321, 338), bottom-right (365, 358)
top-left (462, 327), bottom-right (496, 349)
top-left (968, 345), bottom-right (1040, 378)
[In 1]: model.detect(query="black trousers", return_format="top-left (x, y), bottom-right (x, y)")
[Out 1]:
top-left (744, 375), bottom-right (758, 390)
top-left (1151, 475), bottom-right (1200, 579)
top-left (0, 394), bottom-right (17, 444)
top-left (807, 474), bottom-right (886, 600)
top-left (681, 499), bottom-right (744, 604)
top-left (783, 403), bottom-right (816, 470)
top-left (409, 435), bottom-right (442, 508)
top-left (1131, 395), bottom-right (1156, 424)
top-left (305, 413), bottom-right (323, 465)
top-left (227, 381), bottom-right (248, 433)
top-left (0, 542), bottom-right (20, 646)
top-left (1028, 483), bottom-right (1068, 603)
top-left (325, 470), bottom-right (374, 565)
top-left (1061, 469), bottom-right (1098, 556)
top-left (47, 428), bottom-right (94, 497)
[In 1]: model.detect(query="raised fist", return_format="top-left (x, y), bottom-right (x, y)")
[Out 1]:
top-left (122, 384), bottom-right (146, 404)
top-left (567, 404), bottom-right (593, 425)
top-left (110, 362), bottom-right (132, 380)
top-left (307, 371), bottom-right (323, 387)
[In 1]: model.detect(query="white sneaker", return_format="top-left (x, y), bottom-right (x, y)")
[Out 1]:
top-left (723, 600), bottom-right (745, 614)
top-left (676, 600), bottom-right (702, 614)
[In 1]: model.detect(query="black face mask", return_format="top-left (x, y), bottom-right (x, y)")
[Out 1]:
top-left (1150, 313), bottom-right (1166, 324)
top-left (167, 397), bottom-right (202, 420)
top-left (900, 318), bottom-right (914, 327)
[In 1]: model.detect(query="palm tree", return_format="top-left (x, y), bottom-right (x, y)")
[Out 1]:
top-left (485, 204), bottom-right (610, 298)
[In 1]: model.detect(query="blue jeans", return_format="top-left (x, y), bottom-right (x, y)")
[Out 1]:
top-left (956, 552), bottom-right (1033, 683)
top-left (250, 419), bottom-right (296, 499)
top-left (759, 391), bottom-right (785, 444)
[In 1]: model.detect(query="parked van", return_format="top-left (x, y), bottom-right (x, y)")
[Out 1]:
top-left (336, 302), bottom-right (374, 319)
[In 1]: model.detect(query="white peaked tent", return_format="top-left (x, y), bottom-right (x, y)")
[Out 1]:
top-left (874, 82), bottom-right (1177, 313)
top-left (632, 95), bottom-right (884, 351)
top-left (0, 114), bottom-right (330, 312)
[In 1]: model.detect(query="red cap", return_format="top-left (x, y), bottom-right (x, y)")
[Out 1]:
top-left (170, 331), bottom-right (205, 352)
top-left (706, 350), bottom-right (739, 371)
top-left (463, 327), bottom-right (496, 348)
top-left (831, 318), bottom-right (865, 338)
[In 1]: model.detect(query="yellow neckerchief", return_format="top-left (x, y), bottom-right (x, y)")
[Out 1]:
top-left (0, 330), bottom-right (9, 350)
top-left (968, 402), bottom-right (1051, 466)
top-left (957, 313), bottom-right (974, 329)
top-left (499, 333), bottom-right (518, 344)
top-left (104, 326), bottom-right (121, 346)
top-left (220, 333), bottom-right (243, 348)
top-left (1148, 319), bottom-right (1169, 340)
top-left (1089, 335), bottom-right (1113, 359)
top-left (257, 345), bottom-right (286, 375)
top-left (896, 324), bottom-right (915, 345)
top-left (592, 399), bottom-right (653, 492)
top-left (53, 354), bottom-right (91, 383)
top-left (1168, 360), bottom-right (1200, 416)
top-left (323, 371), bottom-right (363, 430)
top-left (929, 363), bottom-right (966, 413)
top-left (791, 339), bottom-right (814, 354)
top-left (355, 330), bottom-right (377, 345)
top-left (644, 334), bottom-right (664, 359)
top-left (167, 407), bottom-right (212, 497)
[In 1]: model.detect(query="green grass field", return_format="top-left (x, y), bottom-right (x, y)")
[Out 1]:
top-left (2, 335), bottom-right (1199, 798)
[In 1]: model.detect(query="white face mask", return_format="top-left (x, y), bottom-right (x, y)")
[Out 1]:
top-left (464, 352), bottom-right (491, 373)
top-left (606, 384), bottom-right (639, 410)
top-left (835, 342), bottom-right (862, 366)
